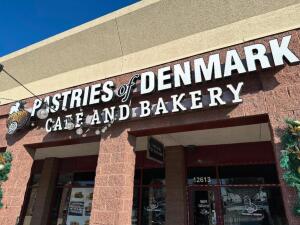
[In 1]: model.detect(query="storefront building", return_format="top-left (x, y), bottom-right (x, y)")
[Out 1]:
top-left (1, 1), bottom-right (300, 225)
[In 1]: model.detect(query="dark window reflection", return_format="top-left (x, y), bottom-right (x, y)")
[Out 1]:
top-left (133, 168), bottom-right (165, 225)
top-left (219, 164), bottom-right (279, 185)
top-left (141, 187), bottom-right (166, 225)
top-left (221, 187), bottom-right (287, 225)
top-left (192, 190), bottom-right (217, 225)
top-left (132, 187), bottom-right (139, 225)
top-left (143, 168), bottom-right (165, 185)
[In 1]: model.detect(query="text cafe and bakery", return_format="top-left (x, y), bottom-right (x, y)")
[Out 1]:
top-left (1, 12), bottom-right (300, 225)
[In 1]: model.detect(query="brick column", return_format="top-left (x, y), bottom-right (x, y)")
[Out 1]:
top-left (269, 113), bottom-right (300, 225)
top-left (165, 146), bottom-right (186, 225)
top-left (30, 157), bottom-right (59, 225)
top-left (0, 145), bottom-right (34, 225)
top-left (90, 129), bottom-right (135, 225)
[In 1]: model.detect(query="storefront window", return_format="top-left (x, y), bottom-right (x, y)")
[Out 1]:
top-left (187, 164), bottom-right (287, 225)
top-left (19, 155), bottom-right (97, 225)
top-left (132, 186), bottom-right (140, 225)
top-left (132, 168), bottom-right (165, 225)
top-left (141, 187), bottom-right (166, 225)
top-left (57, 173), bottom-right (73, 186)
top-left (221, 187), bottom-right (287, 225)
top-left (50, 172), bottom-right (95, 225)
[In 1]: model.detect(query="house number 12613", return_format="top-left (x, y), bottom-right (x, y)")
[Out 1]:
top-left (193, 176), bottom-right (211, 184)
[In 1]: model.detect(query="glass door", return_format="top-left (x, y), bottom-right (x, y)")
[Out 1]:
top-left (188, 187), bottom-right (222, 225)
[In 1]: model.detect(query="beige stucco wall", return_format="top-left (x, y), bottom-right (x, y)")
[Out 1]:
top-left (1, 0), bottom-right (300, 105)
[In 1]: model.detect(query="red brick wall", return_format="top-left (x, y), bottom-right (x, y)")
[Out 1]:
top-left (0, 145), bottom-right (33, 225)
top-left (90, 129), bottom-right (135, 225)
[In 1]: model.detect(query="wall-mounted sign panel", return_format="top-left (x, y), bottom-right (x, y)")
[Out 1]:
top-left (147, 137), bottom-right (164, 164)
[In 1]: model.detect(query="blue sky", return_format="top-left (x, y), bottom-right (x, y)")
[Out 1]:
top-left (0, 0), bottom-right (138, 57)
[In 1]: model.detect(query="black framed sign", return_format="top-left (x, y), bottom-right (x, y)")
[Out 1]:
top-left (147, 137), bottom-right (164, 164)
